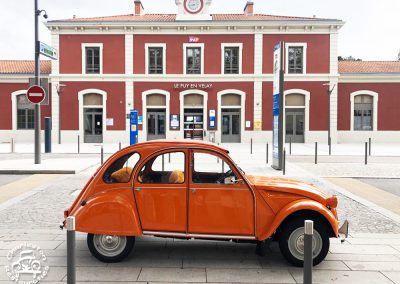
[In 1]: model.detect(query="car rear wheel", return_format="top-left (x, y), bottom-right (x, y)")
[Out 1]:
top-left (87, 234), bottom-right (135, 263)
top-left (278, 217), bottom-right (330, 267)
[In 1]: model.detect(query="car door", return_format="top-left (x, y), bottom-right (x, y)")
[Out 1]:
top-left (188, 149), bottom-right (255, 236)
top-left (133, 150), bottom-right (188, 233)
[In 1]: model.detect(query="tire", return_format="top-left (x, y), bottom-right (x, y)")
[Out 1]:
top-left (278, 217), bottom-right (330, 267)
top-left (87, 234), bottom-right (135, 263)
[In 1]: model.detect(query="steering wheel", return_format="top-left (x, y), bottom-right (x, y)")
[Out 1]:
top-left (216, 169), bottom-right (233, 184)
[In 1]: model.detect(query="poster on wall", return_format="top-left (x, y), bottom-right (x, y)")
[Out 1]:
top-left (170, 114), bottom-right (180, 129)
top-left (209, 109), bottom-right (216, 128)
top-left (272, 42), bottom-right (285, 170)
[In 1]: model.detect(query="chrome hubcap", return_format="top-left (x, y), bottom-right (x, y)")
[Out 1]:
top-left (93, 235), bottom-right (127, 257)
top-left (288, 227), bottom-right (323, 261)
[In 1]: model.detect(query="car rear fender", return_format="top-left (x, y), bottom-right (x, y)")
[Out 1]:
top-left (73, 187), bottom-right (142, 236)
top-left (259, 199), bottom-right (339, 241)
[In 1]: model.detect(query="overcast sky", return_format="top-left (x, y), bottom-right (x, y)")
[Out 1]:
top-left (0, 0), bottom-right (399, 61)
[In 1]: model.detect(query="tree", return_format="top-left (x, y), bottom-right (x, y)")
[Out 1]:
top-left (338, 56), bottom-right (362, 61)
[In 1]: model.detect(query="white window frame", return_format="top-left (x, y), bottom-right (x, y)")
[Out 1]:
top-left (350, 90), bottom-right (378, 131)
top-left (285, 43), bottom-right (307, 75)
top-left (221, 43), bottom-right (243, 75)
top-left (82, 43), bottom-right (103, 75)
top-left (183, 43), bottom-right (204, 75)
top-left (145, 43), bottom-right (167, 75)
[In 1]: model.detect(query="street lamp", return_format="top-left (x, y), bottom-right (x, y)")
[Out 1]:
top-left (323, 83), bottom-right (336, 156)
top-left (34, 0), bottom-right (48, 164)
top-left (56, 84), bottom-right (66, 144)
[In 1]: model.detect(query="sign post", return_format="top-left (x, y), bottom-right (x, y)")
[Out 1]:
top-left (130, 110), bottom-right (139, 145)
top-left (272, 42), bottom-right (285, 170)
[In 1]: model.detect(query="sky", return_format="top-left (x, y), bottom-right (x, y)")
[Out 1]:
top-left (0, 0), bottom-right (399, 61)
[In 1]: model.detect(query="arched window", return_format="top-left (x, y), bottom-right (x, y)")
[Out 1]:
top-left (354, 95), bottom-right (373, 131)
top-left (17, 94), bottom-right (34, 129)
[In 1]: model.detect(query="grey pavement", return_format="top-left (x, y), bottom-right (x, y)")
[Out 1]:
top-left (0, 143), bottom-right (399, 282)
top-left (356, 178), bottom-right (400, 197)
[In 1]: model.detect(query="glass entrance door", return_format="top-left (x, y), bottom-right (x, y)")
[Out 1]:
top-left (184, 109), bottom-right (204, 140)
top-left (147, 109), bottom-right (166, 141)
top-left (285, 109), bottom-right (305, 143)
top-left (84, 108), bottom-right (103, 143)
top-left (221, 109), bottom-right (241, 143)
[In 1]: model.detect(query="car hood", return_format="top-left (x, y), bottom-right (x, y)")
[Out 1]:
top-left (246, 175), bottom-right (328, 204)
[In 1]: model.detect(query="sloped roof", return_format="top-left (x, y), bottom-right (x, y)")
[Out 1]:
top-left (50, 13), bottom-right (337, 23)
top-left (0, 60), bottom-right (51, 75)
top-left (339, 61), bottom-right (400, 74)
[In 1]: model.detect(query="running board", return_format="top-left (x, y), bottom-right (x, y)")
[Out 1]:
top-left (143, 231), bottom-right (256, 240)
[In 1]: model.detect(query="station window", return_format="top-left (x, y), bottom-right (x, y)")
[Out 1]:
top-left (17, 94), bottom-right (34, 130)
top-left (354, 95), bottom-right (373, 131)
top-left (85, 47), bottom-right (100, 74)
top-left (148, 47), bottom-right (164, 74)
top-left (186, 47), bottom-right (202, 74)
top-left (286, 43), bottom-right (307, 74)
top-left (224, 46), bottom-right (240, 74)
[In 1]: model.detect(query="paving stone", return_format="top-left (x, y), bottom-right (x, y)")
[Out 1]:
top-left (326, 253), bottom-right (400, 262)
top-left (46, 256), bottom-right (107, 267)
top-left (55, 240), bottom-right (89, 250)
top-left (0, 240), bottom-right (63, 250)
top-left (329, 244), bottom-right (400, 254)
top-left (138, 268), bottom-right (206, 282)
top-left (183, 258), bottom-right (262, 269)
top-left (346, 238), bottom-right (400, 245)
top-left (392, 245), bottom-right (400, 253)
top-left (108, 257), bottom-right (182, 268)
top-left (207, 268), bottom-right (296, 283)
top-left (344, 261), bottom-right (400, 271)
top-left (382, 271), bottom-right (400, 284)
top-left (290, 270), bottom-right (394, 284)
top-left (350, 233), bottom-right (400, 239)
top-left (75, 267), bottom-right (141, 282)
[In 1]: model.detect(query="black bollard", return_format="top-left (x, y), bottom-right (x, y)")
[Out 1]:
top-left (44, 117), bottom-right (52, 153)
top-left (283, 148), bottom-right (286, 175)
top-left (11, 138), bottom-right (14, 153)
top-left (119, 142), bottom-right (122, 151)
top-left (315, 142), bottom-right (318, 164)
top-left (101, 146), bottom-right (104, 165)
top-left (289, 137), bottom-right (292, 155)
top-left (266, 143), bottom-right (269, 164)
top-left (365, 142), bottom-right (368, 165)
top-left (67, 216), bottom-right (76, 284)
top-left (77, 135), bottom-right (80, 154)
top-left (303, 220), bottom-right (313, 284)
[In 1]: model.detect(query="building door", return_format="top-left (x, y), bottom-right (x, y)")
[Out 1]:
top-left (221, 109), bottom-right (241, 143)
top-left (147, 110), bottom-right (166, 141)
top-left (184, 109), bottom-right (204, 140)
top-left (84, 108), bottom-right (103, 143)
top-left (285, 109), bottom-right (304, 143)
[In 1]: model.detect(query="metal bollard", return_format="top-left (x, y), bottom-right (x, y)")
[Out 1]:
top-left (365, 142), bottom-right (368, 165)
top-left (314, 142), bottom-right (318, 164)
top-left (266, 143), bottom-right (269, 164)
top-left (67, 216), bottom-right (76, 284)
top-left (162, 154), bottom-right (165, 171)
top-left (369, 138), bottom-right (372, 156)
top-left (329, 137), bottom-right (332, 156)
top-left (119, 142), bottom-right (122, 151)
top-left (101, 146), bottom-right (104, 165)
top-left (11, 138), bottom-right (14, 153)
top-left (250, 138), bottom-right (253, 154)
top-left (283, 148), bottom-right (286, 175)
top-left (77, 135), bottom-right (80, 154)
top-left (222, 161), bottom-right (225, 173)
top-left (168, 153), bottom-right (171, 163)
top-left (289, 137), bottom-right (292, 155)
top-left (303, 220), bottom-right (313, 284)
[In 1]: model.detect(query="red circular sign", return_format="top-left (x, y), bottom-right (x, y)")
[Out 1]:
top-left (26, 85), bottom-right (46, 104)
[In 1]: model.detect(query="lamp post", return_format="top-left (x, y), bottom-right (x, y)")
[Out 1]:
top-left (56, 84), bottom-right (66, 144)
top-left (34, 0), bottom-right (48, 164)
top-left (323, 83), bottom-right (336, 155)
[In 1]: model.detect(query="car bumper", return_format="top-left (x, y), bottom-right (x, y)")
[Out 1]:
top-left (338, 220), bottom-right (349, 242)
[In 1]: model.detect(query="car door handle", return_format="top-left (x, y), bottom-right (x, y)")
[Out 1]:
top-left (191, 188), bottom-right (197, 193)
top-left (135, 188), bottom-right (141, 192)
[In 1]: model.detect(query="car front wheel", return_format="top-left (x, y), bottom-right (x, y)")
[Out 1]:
top-left (279, 217), bottom-right (330, 267)
top-left (87, 234), bottom-right (135, 263)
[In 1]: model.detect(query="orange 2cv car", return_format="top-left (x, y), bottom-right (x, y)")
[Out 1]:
top-left (62, 140), bottom-right (348, 267)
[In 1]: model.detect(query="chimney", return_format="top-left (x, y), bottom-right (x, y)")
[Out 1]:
top-left (134, 0), bottom-right (144, 15)
top-left (244, 1), bottom-right (254, 16)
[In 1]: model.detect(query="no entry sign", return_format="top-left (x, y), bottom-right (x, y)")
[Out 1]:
top-left (27, 85), bottom-right (46, 104)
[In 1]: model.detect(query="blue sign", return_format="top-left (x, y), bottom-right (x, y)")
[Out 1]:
top-left (130, 110), bottom-right (139, 145)
top-left (209, 109), bottom-right (216, 128)
top-left (273, 94), bottom-right (280, 116)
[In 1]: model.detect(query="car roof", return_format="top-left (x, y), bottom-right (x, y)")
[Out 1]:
top-left (127, 139), bottom-right (229, 154)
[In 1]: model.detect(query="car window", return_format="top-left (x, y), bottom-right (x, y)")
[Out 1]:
top-left (192, 152), bottom-right (237, 184)
top-left (103, 153), bottom-right (140, 184)
top-left (138, 152), bottom-right (185, 184)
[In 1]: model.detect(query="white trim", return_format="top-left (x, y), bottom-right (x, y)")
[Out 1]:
top-left (141, 89), bottom-right (171, 141)
top-left (78, 89), bottom-right (107, 142)
top-left (220, 43), bottom-right (243, 75)
top-left (11, 90), bottom-right (28, 131)
top-left (125, 34), bottom-right (134, 75)
top-left (285, 42), bottom-right (307, 75)
top-left (180, 89), bottom-right (208, 139)
top-left (81, 43), bottom-right (103, 75)
top-left (350, 90), bottom-right (379, 131)
top-left (217, 90), bottom-right (246, 143)
top-left (183, 43), bottom-right (205, 75)
top-left (283, 89), bottom-right (311, 143)
top-left (145, 43), bottom-right (167, 75)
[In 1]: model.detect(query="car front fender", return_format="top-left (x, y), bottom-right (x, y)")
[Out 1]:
top-left (73, 187), bottom-right (142, 236)
top-left (259, 199), bottom-right (339, 241)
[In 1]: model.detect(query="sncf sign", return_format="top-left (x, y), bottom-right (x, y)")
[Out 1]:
top-left (189, 36), bottom-right (200, 43)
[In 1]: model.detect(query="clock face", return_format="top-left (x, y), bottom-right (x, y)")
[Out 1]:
top-left (184, 0), bottom-right (203, 14)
